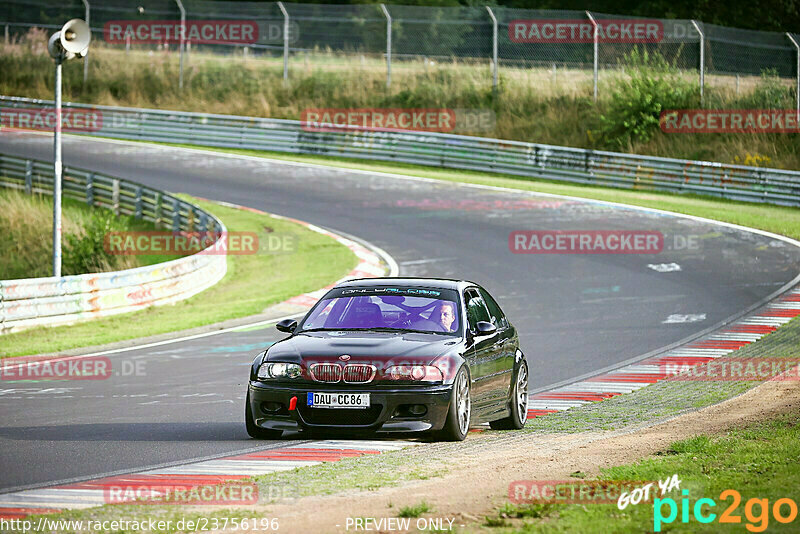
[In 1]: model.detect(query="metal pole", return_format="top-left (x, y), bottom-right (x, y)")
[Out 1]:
top-left (787, 33), bottom-right (800, 119)
top-left (277, 2), bottom-right (289, 81)
top-left (82, 0), bottom-right (90, 83)
top-left (175, 0), bottom-right (185, 90)
top-left (586, 11), bottom-right (598, 102)
top-left (380, 4), bottom-right (391, 89)
top-left (486, 7), bottom-right (498, 93)
top-left (691, 20), bottom-right (704, 106)
top-left (53, 58), bottom-right (63, 277)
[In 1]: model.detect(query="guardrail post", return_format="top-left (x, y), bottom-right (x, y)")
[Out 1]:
top-left (380, 4), bottom-right (392, 89)
top-left (172, 198), bottom-right (180, 232)
top-left (112, 179), bottom-right (120, 216)
top-left (82, 0), bottom-right (90, 83)
top-left (24, 160), bottom-right (32, 194)
top-left (691, 20), bottom-right (705, 106)
top-left (787, 33), bottom-right (800, 120)
top-left (85, 172), bottom-right (94, 205)
top-left (134, 186), bottom-right (143, 218)
top-left (277, 2), bottom-right (289, 81)
top-left (585, 151), bottom-right (592, 180)
top-left (486, 7), bottom-right (498, 95)
top-left (154, 191), bottom-right (162, 227)
top-left (175, 0), bottom-right (186, 90)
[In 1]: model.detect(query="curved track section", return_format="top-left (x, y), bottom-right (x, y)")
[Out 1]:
top-left (1, 133), bottom-right (799, 493)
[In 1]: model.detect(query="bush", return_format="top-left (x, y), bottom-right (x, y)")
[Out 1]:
top-left (596, 49), bottom-right (698, 150)
top-left (738, 68), bottom-right (794, 109)
top-left (62, 211), bottom-right (136, 275)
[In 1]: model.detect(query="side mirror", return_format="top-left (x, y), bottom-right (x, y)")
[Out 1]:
top-left (276, 319), bottom-right (298, 333)
top-left (475, 321), bottom-right (497, 335)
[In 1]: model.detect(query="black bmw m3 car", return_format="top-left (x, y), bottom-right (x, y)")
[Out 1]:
top-left (246, 278), bottom-right (528, 441)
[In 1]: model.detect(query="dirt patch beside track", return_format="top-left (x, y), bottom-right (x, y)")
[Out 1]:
top-left (238, 376), bottom-right (800, 533)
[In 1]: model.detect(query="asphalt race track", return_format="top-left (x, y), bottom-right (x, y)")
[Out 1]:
top-left (1, 133), bottom-right (799, 493)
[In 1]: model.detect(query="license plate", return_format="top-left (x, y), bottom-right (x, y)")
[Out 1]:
top-left (307, 392), bottom-right (370, 409)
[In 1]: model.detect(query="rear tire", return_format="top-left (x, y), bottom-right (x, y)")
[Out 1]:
top-left (435, 366), bottom-right (471, 441)
top-left (489, 359), bottom-right (528, 430)
top-left (245, 391), bottom-right (283, 439)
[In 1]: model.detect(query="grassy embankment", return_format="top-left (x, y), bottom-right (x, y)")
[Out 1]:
top-left (2, 29), bottom-right (799, 169)
top-left (0, 194), bottom-right (358, 357)
top-left (0, 188), bottom-right (170, 279)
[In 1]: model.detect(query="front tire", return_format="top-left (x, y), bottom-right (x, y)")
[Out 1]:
top-left (245, 391), bottom-right (283, 439)
top-left (489, 359), bottom-right (528, 430)
top-left (436, 366), bottom-right (471, 441)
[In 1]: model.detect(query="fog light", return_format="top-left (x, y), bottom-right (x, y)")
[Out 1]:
top-left (409, 404), bottom-right (427, 416)
top-left (261, 402), bottom-right (283, 413)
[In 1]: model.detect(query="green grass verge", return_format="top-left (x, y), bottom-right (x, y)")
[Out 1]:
top-left (486, 407), bottom-right (800, 533)
top-left (161, 143), bottom-right (800, 242)
top-left (0, 196), bottom-right (358, 357)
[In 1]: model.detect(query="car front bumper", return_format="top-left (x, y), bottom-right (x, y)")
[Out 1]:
top-left (248, 381), bottom-right (453, 434)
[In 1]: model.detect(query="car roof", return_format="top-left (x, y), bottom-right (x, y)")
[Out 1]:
top-left (335, 277), bottom-right (476, 291)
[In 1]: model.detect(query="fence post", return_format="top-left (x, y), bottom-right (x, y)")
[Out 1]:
top-left (586, 11), bottom-right (598, 102)
top-left (277, 1), bottom-right (289, 81)
top-left (691, 20), bottom-right (704, 106)
top-left (380, 4), bottom-right (392, 89)
top-left (82, 0), bottom-right (90, 83)
top-left (4, 24), bottom-right (8, 44)
top-left (175, 0), bottom-right (186, 90)
top-left (787, 33), bottom-right (800, 120)
top-left (85, 172), bottom-right (94, 205)
top-left (25, 160), bottom-right (32, 194)
top-left (486, 7), bottom-right (498, 94)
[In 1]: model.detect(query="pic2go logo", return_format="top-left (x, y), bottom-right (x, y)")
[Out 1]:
top-left (654, 489), bottom-right (798, 532)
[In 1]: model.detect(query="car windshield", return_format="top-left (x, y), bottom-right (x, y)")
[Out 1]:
top-left (299, 288), bottom-right (461, 335)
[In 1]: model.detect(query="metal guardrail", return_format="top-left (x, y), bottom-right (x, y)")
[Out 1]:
top-left (2, 95), bottom-right (800, 208)
top-left (0, 153), bottom-right (227, 334)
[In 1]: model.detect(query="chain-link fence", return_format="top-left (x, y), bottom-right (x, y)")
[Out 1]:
top-left (1, 0), bottom-right (799, 106)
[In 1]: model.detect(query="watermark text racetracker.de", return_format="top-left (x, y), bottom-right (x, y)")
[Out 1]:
top-left (301, 108), bottom-right (496, 134)
top-left (1, 517), bottom-right (279, 532)
top-left (661, 109), bottom-right (800, 133)
top-left (104, 20), bottom-right (258, 44)
top-left (509, 479), bottom-right (658, 504)
top-left (1, 107), bottom-right (102, 132)
top-left (0, 356), bottom-right (144, 381)
top-left (105, 481), bottom-right (258, 506)
top-left (104, 231), bottom-right (297, 256)
top-left (661, 358), bottom-right (800, 381)
top-left (509, 230), bottom-right (663, 254)
top-left (509, 19), bottom-right (663, 43)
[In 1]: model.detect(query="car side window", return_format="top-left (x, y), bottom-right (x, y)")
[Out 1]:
top-left (479, 288), bottom-right (508, 329)
top-left (465, 290), bottom-right (491, 331)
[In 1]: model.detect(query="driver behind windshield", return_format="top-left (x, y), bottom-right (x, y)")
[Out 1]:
top-left (432, 301), bottom-right (457, 332)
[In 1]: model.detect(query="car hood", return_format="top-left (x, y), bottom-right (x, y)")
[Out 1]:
top-left (265, 330), bottom-right (462, 366)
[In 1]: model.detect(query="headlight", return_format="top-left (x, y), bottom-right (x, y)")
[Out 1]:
top-left (385, 365), bottom-right (443, 382)
top-left (257, 362), bottom-right (302, 379)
